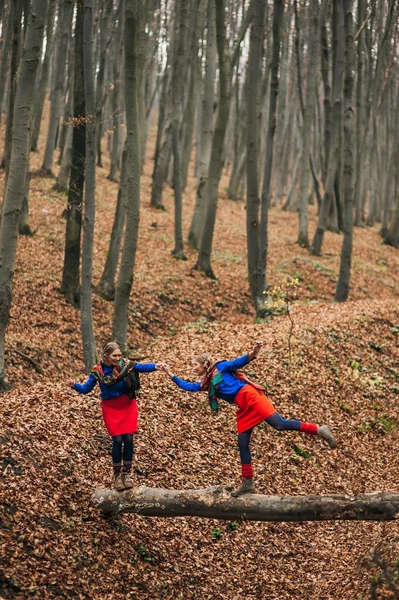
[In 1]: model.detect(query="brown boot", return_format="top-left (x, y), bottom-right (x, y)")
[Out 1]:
top-left (114, 473), bottom-right (125, 491)
top-left (122, 472), bottom-right (134, 490)
top-left (231, 478), bottom-right (255, 497)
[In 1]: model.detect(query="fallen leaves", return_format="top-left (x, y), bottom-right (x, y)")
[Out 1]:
top-left (0, 103), bottom-right (398, 599)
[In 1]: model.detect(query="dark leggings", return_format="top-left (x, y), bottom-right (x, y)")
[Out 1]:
top-left (238, 412), bottom-right (302, 465)
top-left (112, 434), bottom-right (134, 465)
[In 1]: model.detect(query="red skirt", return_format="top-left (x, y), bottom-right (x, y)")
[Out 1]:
top-left (101, 394), bottom-right (138, 437)
top-left (235, 384), bottom-right (276, 434)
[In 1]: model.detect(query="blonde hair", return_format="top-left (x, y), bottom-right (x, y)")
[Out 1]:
top-left (195, 352), bottom-right (214, 370)
top-left (102, 341), bottom-right (121, 360)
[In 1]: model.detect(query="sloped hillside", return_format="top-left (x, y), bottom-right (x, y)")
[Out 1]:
top-left (1, 300), bottom-right (398, 599)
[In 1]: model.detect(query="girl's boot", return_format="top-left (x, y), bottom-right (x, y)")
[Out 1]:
top-left (113, 463), bottom-right (124, 491)
top-left (122, 461), bottom-right (133, 489)
top-left (231, 478), bottom-right (255, 497)
top-left (114, 473), bottom-right (125, 491)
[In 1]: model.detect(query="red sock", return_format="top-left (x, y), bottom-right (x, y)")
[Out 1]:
top-left (299, 422), bottom-right (318, 435)
top-left (242, 464), bottom-right (253, 479)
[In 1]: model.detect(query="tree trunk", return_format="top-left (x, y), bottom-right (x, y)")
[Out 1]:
top-left (81, 0), bottom-right (97, 371)
top-left (31, 0), bottom-right (57, 152)
top-left (195, 0), bottom-right (232, 277)
top-left (92, 486), bottom-right (399, 522)
top-left (334, 0), bottom-right (354, 302)
top-left (97, 147), bottom-right (127, 300)
top-left (180, 0), bottom-right (205, 192)
top-left (2, 0), bottom-right (22, 177)
top-left (297, 0), bottom-right (318, 248)
top-left (196, 0), bottom-right (252, 277)
top-left (60, 1), bottom-right (85, 307)
top-left (246, 0), bottom-right (283, 313)
top-left (0, 1), bottom-right (14, 115)
top-left (246, 0), bottom-right (265, 309)
top-left (383, 80), bottom-right (399, 249)
top-left (41, 0), bottom-right (73, 173)
top-left (112, 0), bottom-right (140, 350)
top-left (53, 122), bottom-right (73, 192)
top-left (150, 14), bottom-right (177, 209)
top-left (57, 43), bottom-right (74, 165)
top-left (257, 0), bottom-right (283, 304)
top-left (18, 163), bottom-right (32, 236)
top-left (95, 0), bottom-right (113, 168)
top-left (353, 0), bottom-right (364, 226)
top-left (311, 0), bottom-right (345, 256)
top-left (107, 3), bottom-right (124, 183)
top-left (0, 0), bottom-right (46, 391)
top-left (188, 0), bottom-right (216, 249)
top-left (170, 0), bottom-right (188, 260)
top-left (319, 0), bottom-right (331, 184)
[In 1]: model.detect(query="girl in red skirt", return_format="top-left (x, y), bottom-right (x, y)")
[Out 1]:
top-left (67, 342), bottom-right (161, 491)
top-left (161, 341), bottom-right (336, 496)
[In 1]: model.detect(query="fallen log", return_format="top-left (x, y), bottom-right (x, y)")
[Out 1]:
top-left (92, 486), bottom-right (399, 521)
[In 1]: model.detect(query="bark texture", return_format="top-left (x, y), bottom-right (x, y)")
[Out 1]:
top-left (92, 486), bottom-right (399, 522)
top-left (60, 1), bottom-right (85, 306)
top-left (81, 0), bottom-right (97, 370)
top-left (112, 0), bottom-right (140, 350)
top-left (0, 0), bottom-right (46, 391)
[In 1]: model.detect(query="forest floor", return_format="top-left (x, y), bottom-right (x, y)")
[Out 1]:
top-left (0, 110), bottom-right (399, 599)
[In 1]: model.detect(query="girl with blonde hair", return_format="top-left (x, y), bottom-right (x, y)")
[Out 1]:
top-left (67, 342), bottom-right (162, 490)
top-left (161, 341), bottom-right (336, 496)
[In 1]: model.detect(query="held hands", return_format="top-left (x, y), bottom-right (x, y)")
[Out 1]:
top-left (158, 363), bottom-right (175, 378)
top-left (249, 340), bottom-right (263, 361)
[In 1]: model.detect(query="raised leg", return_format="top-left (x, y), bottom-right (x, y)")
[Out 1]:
top-left (265, 412), bottom-right (336, 448)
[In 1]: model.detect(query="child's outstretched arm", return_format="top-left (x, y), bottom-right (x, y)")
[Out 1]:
top-left (134, 362), bottom-right (158, 373)
top-left (66, 374), bottom-right (97, 394)
top-left (160, 364), bottom-right (202, 392)
top-left (220, 340), bottom-right (264, 373)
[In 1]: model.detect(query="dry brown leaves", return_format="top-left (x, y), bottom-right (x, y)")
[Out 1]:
top-left (0, 107), bottom-right (398, 599)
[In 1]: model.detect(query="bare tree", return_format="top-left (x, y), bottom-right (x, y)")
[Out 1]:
top-left (81, 0), bottom-right (97, 370)
top-left (112, 0), bottom-right (141, 350)
top-left (0, 0), bottom-right (46, 391)
top-left (296, 0), bottom-right (319, 248)
top-left (31, 0), bottom-right (57, 152)
top-left (2, 0), bottom-right (22, 177)
top-left (41, 0), bottom-right (73, 174)
top-left (188, 0), bottom-right (216, 249)
top-left (311, 0), bottom-right (345, 256)
top-left (246, 0), bottom-right (266, 310)
top-left (335, 0), bottom-right (355, 301)
top-left (246, 0), bottom-right (284, 313)
top-left (95, 0), bottom-right (113, 168)
top-left (196, 0), bottom-right (252, 277)
top-left (97, 146), bottom-right (127, 300)
top-left (60, 0), bottom-right (85, 306)
top-left (0, 2), bottom-right (14, 118)
top-left (170, 0), bottom-right (188, 260)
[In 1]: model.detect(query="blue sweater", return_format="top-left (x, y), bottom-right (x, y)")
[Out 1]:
top-left (73, 362), bottom-right (156, 400)
top-left (171, 354), bottom-right (250, 404)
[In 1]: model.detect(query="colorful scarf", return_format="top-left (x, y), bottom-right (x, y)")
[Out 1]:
top-left (201, 364), bottom-right (223, 413)
top-left (201, 362), bottom-right (265, 414)
top-left (91, 359), bottom-right (136, 385)
top-left (91, 359), bottom-right (140, 399)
